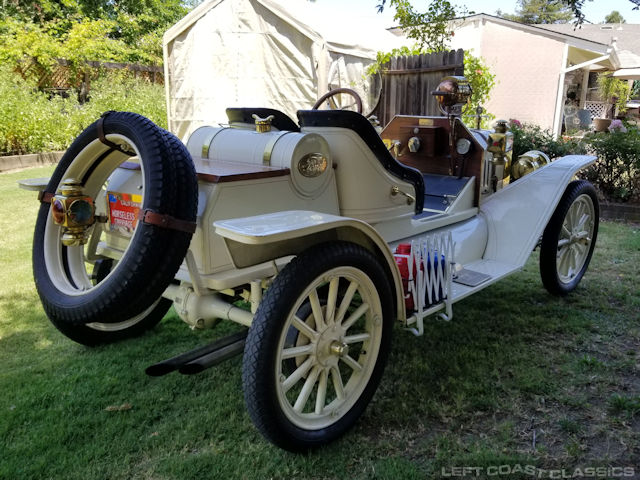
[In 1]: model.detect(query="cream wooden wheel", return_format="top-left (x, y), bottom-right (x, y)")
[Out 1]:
top-left (540, 180), bottom-right (599, 296)
top-left (275, 265), bottom-right (383, 430)
top-left (556, 193), bottom-right (596, 284)
top-left (242, 242), bottom-right (393, 451)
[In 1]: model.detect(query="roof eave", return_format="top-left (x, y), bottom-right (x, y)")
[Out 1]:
top-left (454, 13), bottom-right (611, 54)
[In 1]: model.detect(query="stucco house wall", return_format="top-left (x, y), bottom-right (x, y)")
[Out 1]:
top-left (449, 18), bottom-right (565, 129)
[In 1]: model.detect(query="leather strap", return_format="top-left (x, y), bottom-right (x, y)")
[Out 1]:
top-left (97, 112), bottom-right (136, 156)
top-left (140, 209), bottom-right (196, 234)
top-left (38, 191), bottom-right (54, 203)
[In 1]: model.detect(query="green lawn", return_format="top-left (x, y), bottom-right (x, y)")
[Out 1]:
top-left (1, 166), bottom-right (639, 479)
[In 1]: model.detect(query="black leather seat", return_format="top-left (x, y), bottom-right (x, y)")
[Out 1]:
top-left (297, 110), bottom-right (425, 213)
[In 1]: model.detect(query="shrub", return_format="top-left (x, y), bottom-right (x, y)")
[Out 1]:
top-left (508, 118), bottom-right (640, 203)
top-left (0, 67), bottom-right (166, 155)
top-left (508, 120), bottom-right (586, 160)
top-left (0, 66), bottom-right (73, 154)
top-left (581, 126), bottom-right (640, 203)
top-left (596, 74), bottom-right (630, 116)
top-left (72, 72), bottom-right (167, 130)
top-left (462, 53), bottom-right (496, 129)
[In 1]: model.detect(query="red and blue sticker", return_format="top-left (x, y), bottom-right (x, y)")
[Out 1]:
top-left (108, 192), bottom-right (142, 234)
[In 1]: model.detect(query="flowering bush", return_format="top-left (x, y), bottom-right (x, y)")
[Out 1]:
top-left (509, 118), bottom-right (640, 203)
top-left (608, 119), bottom-right (627, 133)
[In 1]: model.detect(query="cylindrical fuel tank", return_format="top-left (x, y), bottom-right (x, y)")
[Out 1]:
top-left (186, 126), bottom-right (333, 198)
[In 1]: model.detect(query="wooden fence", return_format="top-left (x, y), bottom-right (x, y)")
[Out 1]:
top-left (373, 49), bottom-right (464, 127)
top-left (17, 59), bottom-right (163, 97)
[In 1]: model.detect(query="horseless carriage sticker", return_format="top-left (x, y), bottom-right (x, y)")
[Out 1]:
top-left (107, 191), bottom-right (142, 234)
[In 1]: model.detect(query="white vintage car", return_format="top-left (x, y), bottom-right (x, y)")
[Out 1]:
top-left (23, 77), bottom-right (599, 451)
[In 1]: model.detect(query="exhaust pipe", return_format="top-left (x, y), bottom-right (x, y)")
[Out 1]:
top-left (146, 329), bottom-right (248, 377)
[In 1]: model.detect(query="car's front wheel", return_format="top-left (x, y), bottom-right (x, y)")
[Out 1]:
top-left (540, 180), bottom-right (599, 295)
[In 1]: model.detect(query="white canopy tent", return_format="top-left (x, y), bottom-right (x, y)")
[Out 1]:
top-left (163, 0), bottom-right (405, 140)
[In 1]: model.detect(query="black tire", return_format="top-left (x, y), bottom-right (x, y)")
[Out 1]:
top-left (242, 242), bottom-right (394, 452)
top-left (49, 298), bottom-right (172, 347)
top-left (46, 257), bottom-right (172, 346)
top-left (540, 180), bottom-right (599, 296)
top-left (33, 112), bottom-right (197, 339)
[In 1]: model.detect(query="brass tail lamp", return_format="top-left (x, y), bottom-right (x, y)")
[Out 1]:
top-left (50, 179), bottom-right (96, 246)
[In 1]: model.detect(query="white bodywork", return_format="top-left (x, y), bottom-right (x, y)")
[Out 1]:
top-left (208, 150), bottom-right (595, 329)
top-left (41, 117), bottom-right (594, 334)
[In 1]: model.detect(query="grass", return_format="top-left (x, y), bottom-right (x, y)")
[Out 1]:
top-left (1, 166), bottom-right (639, 479)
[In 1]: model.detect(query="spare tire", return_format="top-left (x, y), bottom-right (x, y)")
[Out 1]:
top-left (33, 112), bottom-right (198, 333)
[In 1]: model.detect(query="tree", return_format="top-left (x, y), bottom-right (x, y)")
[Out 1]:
top-left (377, 0), bottom-right (640, 26)
top-left (499, 0), bottom-right (573, 24)
top-left (0, 0), bottom-right (190, 67)
top-left (462, 53), bottom-right (496, 128)
top-left (390, 0), bottom-right (465, 52)
top-left (367, 0), bottom-right (496, 128)
top-left (604, 11), bottom-right (626, 23)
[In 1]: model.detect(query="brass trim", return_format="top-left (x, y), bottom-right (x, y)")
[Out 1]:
top-left (262, 131), bottom-right (294, 166)
top-left (201, 127), bottom-right (229, 159)
top-left (391, 185), bottom-right (415, 205)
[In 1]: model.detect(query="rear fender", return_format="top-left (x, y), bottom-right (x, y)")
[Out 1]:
top-left (214, 210), bottom-right (405, 321)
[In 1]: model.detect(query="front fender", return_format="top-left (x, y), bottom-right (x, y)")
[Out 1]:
top-left (214, 210), bottom-right (406, 321)
top-left (480, 154), bottom-right (597, 268)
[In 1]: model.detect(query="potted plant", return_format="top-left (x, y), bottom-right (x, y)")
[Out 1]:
top-left (594, 74), bottom-right (630, 131)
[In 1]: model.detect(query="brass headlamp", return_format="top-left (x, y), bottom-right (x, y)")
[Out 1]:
top-left (51, 178), bottom-right (95, 246)
top-left (487, 120), bottom-right (514, 191)
top-left (512, 150), bottom-right (550, 180)
top-left (432, 76), bottom-right (472, 116)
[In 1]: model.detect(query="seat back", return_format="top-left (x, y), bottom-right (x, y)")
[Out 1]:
top-left (297, 110), bottom-right (424, 213)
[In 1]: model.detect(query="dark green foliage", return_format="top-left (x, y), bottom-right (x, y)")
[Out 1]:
top-left (0, 0), bottom-right (194, 75)
top-left (390, 0), bottom-right (466, 52)
top-left (604, 10), bottom-right (626, 23)
top-left (582, 126), bottom-right (640, 202)
top-left (462, 53), bottom-right (496, 129)
top-left (509, 119), bottom-right (640, 203)
top-left (508, 120), bottom-right (587, 160)
top-left (498, 0), bottom-right (574, 24)
top-left (608, 394), bottom-right (640, 416)
top-left (0, 66), bottom-right (166, 155)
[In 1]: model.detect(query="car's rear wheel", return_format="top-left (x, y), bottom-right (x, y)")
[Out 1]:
top-left (242, 242), bottom-right (393, 451)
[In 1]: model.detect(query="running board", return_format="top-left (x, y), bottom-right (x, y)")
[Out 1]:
top-left (145, 330), bottom-right (248, 377)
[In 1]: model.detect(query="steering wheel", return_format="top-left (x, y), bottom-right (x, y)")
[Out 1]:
top-left (312, 88), bottom-right (363, 114)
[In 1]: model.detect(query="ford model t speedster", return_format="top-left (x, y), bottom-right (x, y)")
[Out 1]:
top-left (22, 77), bottom-right (599, 451)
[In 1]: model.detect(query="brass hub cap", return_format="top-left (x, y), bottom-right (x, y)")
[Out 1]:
top-left (315, 325), bottom-right (349, 367)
